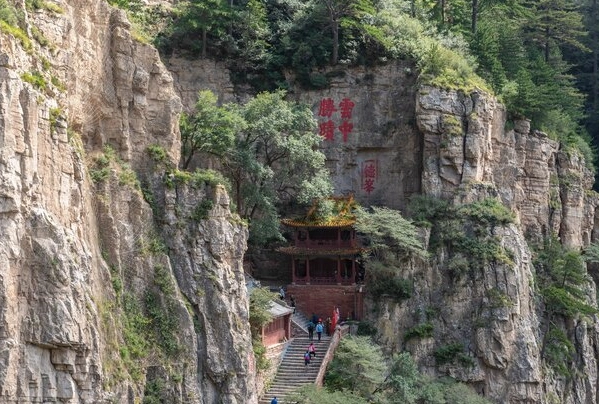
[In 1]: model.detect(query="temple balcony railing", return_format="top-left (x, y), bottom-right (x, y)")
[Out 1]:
top-left (294, 239), bottom-right (357, 249)
top-left (293, 276), bottom-right (355, 285)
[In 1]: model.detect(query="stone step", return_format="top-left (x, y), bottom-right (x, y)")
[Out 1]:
top-left (261, 330), bottom-right (335, 403)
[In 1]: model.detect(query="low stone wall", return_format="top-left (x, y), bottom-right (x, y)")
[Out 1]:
top-left (256, 340), bottom-right (291, 397)
top-left (315, 325), bottom-right (349, 387)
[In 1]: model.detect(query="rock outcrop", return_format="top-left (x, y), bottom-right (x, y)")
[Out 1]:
top-left (0, 1), bottom-right (255, 403)
top-left (2, 0), bottom-right (599, 403)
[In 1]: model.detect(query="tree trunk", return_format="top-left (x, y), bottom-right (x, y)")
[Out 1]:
top-left (332, 22), bottom-right (339, 65)
top-left (440, 0), bottom-right (446, 25)
top-left (202, 27), bottom-right (207, 58)
top-left (472, 0), bottom-right (478, 33)
top-left (593, 0), bottom-right (598, 112)
top-left (544, 26), bottom-right (550, 62)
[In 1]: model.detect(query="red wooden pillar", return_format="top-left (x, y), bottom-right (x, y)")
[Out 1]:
top-left (306, 258), bottom-right (311, 285)
top-left (336, 257), bottom-right (342, 284)
top-left (292, 256), bottom-right (296, 284)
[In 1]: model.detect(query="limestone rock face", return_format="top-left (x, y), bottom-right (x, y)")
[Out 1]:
top-left (172, 60), bottom-right (599, 403)
top-left (0, 1), bottom-right (255, 403)
top-left (2, 0), bottom-right (599, 402)
top-left (416, 85), bottom-right (597, 248)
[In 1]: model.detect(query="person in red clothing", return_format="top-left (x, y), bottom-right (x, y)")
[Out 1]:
top-left (308, 342), bottom-right (316, 358)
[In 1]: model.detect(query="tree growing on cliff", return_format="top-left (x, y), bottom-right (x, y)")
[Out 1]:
top-left (180, 90), bottom-right (245, 169)
top-left (181, 89), bottom-right (333, 246)
top-left (354, 206), bottom-right (427, 301)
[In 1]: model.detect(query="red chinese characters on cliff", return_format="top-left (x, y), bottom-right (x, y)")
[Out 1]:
top-left (317, 97), bottom-right (355, 142)
top-left (361, 159), bottom-right (378, 194)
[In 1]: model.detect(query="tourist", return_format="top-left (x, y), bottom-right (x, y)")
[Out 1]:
top-left (271, 397), bottom-right (278, 404)
top-left (279, 286), bottom-right (285, 300)
top-left (316, 321), bottom-right (324, 341)
top-left (304, 350), bottom-right (311, 366)
top-left (308, 342), bottom-right (316, 358)
top-left (307, 320), bottom-right (315, 341)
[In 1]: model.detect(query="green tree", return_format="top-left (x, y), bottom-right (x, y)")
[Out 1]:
top-left (229, 90), bottom-right (332, 245)
top-left (180, 90), bottom-right (246, 169)
top-left (535, 236), bottom-right (597, 318)
top-left (0, 0), bottom-right (18, 26)
top-left (181, 89), bottom-right (332, 245)
top-left (249, 286), bottom-right (277, 371)
top-left (524, 0), bottom-right (587, 63)
top-left (318, 0), bottom-right (381, 64)
top-left (228, 0), bottom-right (271, 75)
top-left (355, 206), bottom-right (427, 259)
top-left (533, 236), bottom-right (597, 374)
top-left (249, 286), bottom-right (276, 335)
top-left (325, 335), bottom-right (386, 397)
top-left (321, 337), bottom-right (492, 403)
top-left (171, 0), bottom-right (232, 57)
top-left (354, 206), bottom-right (426, 301)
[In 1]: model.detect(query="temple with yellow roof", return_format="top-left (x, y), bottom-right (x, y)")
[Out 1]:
top-left (277, 196), bottom-right (366, 321)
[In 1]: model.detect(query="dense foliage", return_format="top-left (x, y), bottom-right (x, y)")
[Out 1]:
top-left (286, 336), bottom-right (491, 403)
top-left (181, 89), bottom-right (332, 245)
top-left (355, 206), bottom-right (426, 301)
top-left (249, 287), bottom-right (278, 370)
top-left (407, 195), bottom-right (515, 281)
top-left (532, 235), bottom-right (598, 376)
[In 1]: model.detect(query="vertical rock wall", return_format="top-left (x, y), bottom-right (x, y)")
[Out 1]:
top-left (0, 1), bottom-right (255, 403)
top-left (172, 60), bottom-right (599, 402)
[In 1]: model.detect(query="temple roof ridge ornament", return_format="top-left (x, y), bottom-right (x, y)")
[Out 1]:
top-left (280, 194), bottom-right (358, 228)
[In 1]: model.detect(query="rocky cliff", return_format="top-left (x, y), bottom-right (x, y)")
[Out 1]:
top-left (169, 57), bottom-right (599, 403)
top-left (0, 1), bottom-right (255, 403)
top-left (2, 1), bottom-right (599, 404)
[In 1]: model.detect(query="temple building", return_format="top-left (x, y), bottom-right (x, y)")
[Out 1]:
top-left (278, 196), bottom-right (366, 321)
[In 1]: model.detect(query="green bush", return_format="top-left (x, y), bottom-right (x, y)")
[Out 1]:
top-left (0, 0), bottom-right (18, 26)
top-left (356, 321), bottom-right (378, 336)
top-left (368, 268), bottom-right (413, 302)
top-left (147, 144), bottom-right (168, 163)
top-left (457, 198), bottom-right (515, 226)
top-left (49, 107), bottom-right (61, 132)
top-left (404, 322), bottom-right (434, 340)
top-left (544, 326), bottom-right (574, 377)
top-left (434, 343), bottom-right (474, 367)
top-left (192, 199), bottom-right (214, 221)
top-left (51, 75), bottom-right (66, 92)
top-left (21, 71), bottom-right (47, 90)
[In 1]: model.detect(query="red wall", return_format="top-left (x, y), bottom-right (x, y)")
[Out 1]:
top-left (287, 285), bottom-right (364, 322)
top-left (263, 328), bottom-right (287, 346)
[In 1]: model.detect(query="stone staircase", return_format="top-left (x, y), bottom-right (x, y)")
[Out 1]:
top-left (291, 311), bottom-right (310, 333)
top-left (259, 331), bottom-right (332, 404)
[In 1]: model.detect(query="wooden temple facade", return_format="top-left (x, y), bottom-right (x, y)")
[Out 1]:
top-left (278, 197), bottom-right (365, 321)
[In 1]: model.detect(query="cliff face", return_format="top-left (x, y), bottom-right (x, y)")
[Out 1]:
top-left (169, 60), bottom-right (599, 403)
top-left (2, 1), bottom-right (599, 404)
top-left (0, 1), bottom-right (254, 403)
